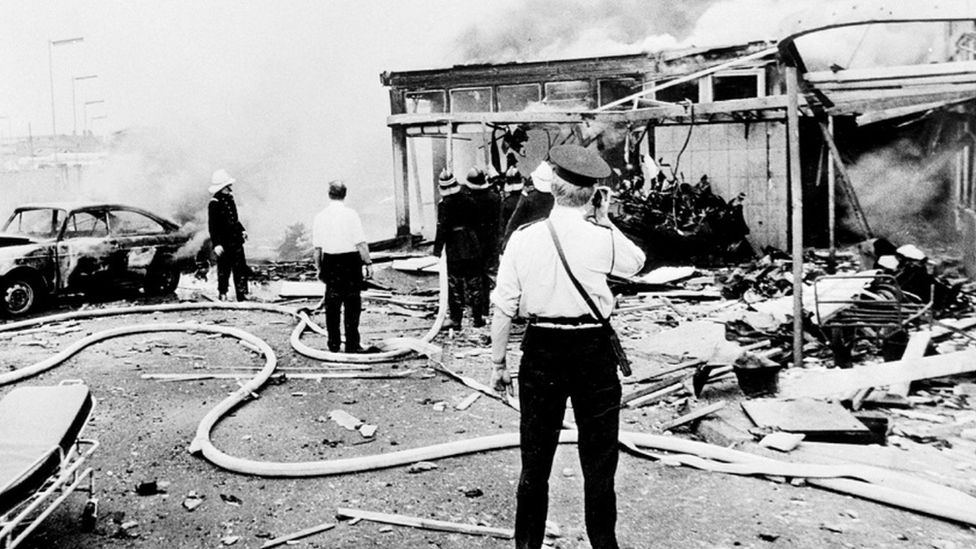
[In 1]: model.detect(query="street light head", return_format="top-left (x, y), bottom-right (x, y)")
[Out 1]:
top-left (74, 74), bottom-right (98, 81)
top-left (85, 100), bottom-right (105, 106)
top-left (50, 37), bottom-right (84, 46)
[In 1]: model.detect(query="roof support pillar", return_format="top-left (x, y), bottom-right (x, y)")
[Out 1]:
top-left (391, 126), bottom-right (410, 237)
top-left (786, 64), bottom-right (805, 370)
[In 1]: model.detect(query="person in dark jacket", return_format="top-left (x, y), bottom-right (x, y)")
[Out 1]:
top-left (498, 166), bottom-right (523, 255)
top-left (463, 167), bottom-right (501, 301)
top-left (501, 161), bottom-right (556, 252)
top-left (207, 169), bottom-right (248, 301)
top-left (433, 169), bottom-right (485, 328)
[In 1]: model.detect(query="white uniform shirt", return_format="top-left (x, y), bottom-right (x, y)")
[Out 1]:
top-left (312, 200), bottom-right (367, 254)
top-left (491, 204), bottom-right (646, 319)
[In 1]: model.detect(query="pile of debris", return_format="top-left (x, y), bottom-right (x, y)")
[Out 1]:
top-left (611, 173), bottom-right (753, 263)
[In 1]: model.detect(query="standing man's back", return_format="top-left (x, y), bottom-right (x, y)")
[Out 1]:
top-left (490, 145), bottom-right (645, 549)
top-left (312, 180), bottom-right (373, 353)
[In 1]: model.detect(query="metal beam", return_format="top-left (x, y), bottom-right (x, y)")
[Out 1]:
top-left (391, 127), bottom-right (410, 237)
top-left (779, 0), bottom-right (976, 52)
top-left (386, 96), bottom-right (792, 128)
top-left (817, 121), bottom-right (874, 238)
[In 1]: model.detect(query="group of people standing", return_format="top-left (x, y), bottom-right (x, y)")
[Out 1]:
top-left (209, 146), bottom-right (646, 548)
top-left (433, 160), bottom-right (556, 329)
top-left (207, 171), bottom-right (372, 354)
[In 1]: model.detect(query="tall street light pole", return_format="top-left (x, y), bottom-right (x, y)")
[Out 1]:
top-left (48, 36), bottom-right (84, 171)
top-left (72, 74), bottom-right (98, 136)
top-left (84, 100), bottom-right (105, 135)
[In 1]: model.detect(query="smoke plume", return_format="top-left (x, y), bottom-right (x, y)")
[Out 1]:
top-left (846, 138), bottom-right (956, 247)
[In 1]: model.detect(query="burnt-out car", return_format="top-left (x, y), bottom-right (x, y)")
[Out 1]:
top-left (0, 202), bottom-right (194, 317)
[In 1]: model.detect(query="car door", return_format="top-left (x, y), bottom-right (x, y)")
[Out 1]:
top-left (105, 208), bottom-right (172, 281)
top-left (57, 209), bottom-right (115, 291)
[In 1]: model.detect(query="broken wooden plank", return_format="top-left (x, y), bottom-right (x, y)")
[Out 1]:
top-left (932, 316), bottom-right (976, 341)
top-left (455, 392), bottom-right (481, 411)
top-left (888, 329), bottom-right (932, 397)
top-left (625, 383), bottom-right (684, 409)
top-left (659, 401), bottom-right (726, 431)
top-left (622, 374), bottom-right (689, 405)
top-left (742, 398), bottom-right (874, 444)
top-left (850, 387), bottom-right (873, 411)
top-left (335, 507), bottom-right (513, 539)
top-left (778, 349), bottom-right (976, 399)
top-left (260, 522), bottom-right (335, 549)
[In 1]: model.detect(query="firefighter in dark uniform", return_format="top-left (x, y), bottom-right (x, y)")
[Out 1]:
top-left (207, 169), bottom-right (249, 301)
top-left (434, 169), bottom-right (486, 328)
top-left (500, 161), bottom-right (556, 252)
top-left (490, 145), bottom-right (646, 549)
top-left (464, 166), bottom-right (501, 303)
top-left (498, 166), bottom-right (523, 253)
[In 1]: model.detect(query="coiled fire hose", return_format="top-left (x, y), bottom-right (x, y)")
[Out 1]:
top-left (2, 256), bottom-right (976, 526)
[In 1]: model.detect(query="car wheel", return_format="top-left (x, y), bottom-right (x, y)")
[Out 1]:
top-left (145, 265), bottom-right (180, 295)
top-left (1, 275), bottom-right (42, 317)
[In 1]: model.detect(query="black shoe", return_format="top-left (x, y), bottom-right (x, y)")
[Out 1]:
top-left (345, 345), bottom-right (364, 354)
top-left (236, 294), bottom-right (249, 302)
top-left (472, 316), bottom-right (486, 328)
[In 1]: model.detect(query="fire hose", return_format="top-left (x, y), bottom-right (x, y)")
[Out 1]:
top-left (2, 261), bottom-right (976, 527)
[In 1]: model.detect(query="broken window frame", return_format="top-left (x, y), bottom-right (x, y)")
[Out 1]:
top-left (709, 68), bottom-right (768, 102)
top-left (543, 80), bottom-right (593, 108)
top-left (598, 78), bottom-right (642, 107)
top-left (496, 83), bottom-right (542, 112)
top-left (405, 90), bottom-right (447, 114)
top-left (107, 208), bottom-right (167, 236)
top-left (449, 86), bottom-right (494, 113)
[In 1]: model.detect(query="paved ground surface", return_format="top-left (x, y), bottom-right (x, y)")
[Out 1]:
top-left (3, 267), bottom-right (976, 548)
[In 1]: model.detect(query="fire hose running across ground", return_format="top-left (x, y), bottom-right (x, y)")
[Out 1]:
top-left (2, 261), bottom-right (976, 527)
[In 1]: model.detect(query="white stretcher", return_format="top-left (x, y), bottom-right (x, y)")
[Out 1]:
top-left (0, 382), bottom-right (98, 548)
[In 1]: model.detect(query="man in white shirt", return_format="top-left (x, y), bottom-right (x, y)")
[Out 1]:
top-left (312, 180), bottom-right (373, 353)
top-left (490, 145), bottom-right (645, 549)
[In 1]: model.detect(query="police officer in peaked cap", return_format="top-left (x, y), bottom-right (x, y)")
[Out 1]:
top-left (490, 145), bottom-right (646, 549)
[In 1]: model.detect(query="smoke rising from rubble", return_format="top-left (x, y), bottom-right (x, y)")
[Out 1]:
top-left (846, 138), bottom-right (956, 247)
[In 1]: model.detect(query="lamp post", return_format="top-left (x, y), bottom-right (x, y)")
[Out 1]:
top-left (72, 74), bottom-right (98, 136)
top-left (83, 100), bottom-right (105, 135)
top-left (48, 36), bottom-right (84, 169)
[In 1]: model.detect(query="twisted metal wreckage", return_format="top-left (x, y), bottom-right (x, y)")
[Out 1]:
top-left (2, 256), bottom-right (976, 530)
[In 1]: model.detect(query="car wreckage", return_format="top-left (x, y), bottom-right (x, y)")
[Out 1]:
top-left (0, 202), bottom-right (193, 317)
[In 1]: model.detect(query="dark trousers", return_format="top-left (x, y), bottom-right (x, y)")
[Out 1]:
top-left (216, 243), bottom-right (248, 299)
top-left (321, 252), bottom-right (363, 352)
top-left (516, 326), bottom-right (621, 549)
top-left (447, 259), bottom-right (486, 322)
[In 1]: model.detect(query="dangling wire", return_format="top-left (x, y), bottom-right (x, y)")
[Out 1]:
top-left (670, 100), bottom-right (696, 181)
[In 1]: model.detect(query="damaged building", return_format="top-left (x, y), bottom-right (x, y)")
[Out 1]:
top-left (380, 12), bottom-right (976, 272)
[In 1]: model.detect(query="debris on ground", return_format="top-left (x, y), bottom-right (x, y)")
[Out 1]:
top-left (182, 492), bottom-right (205, 511)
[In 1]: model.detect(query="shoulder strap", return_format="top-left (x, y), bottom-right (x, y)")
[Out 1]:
top-left (546, 219), bottom-right (608, 324)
